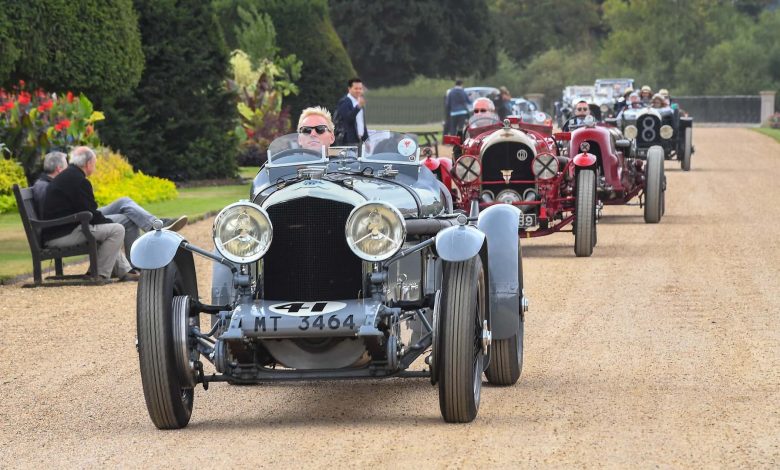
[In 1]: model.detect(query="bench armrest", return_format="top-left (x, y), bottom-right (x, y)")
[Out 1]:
top-left (30, 211), bottom-right (93, 229)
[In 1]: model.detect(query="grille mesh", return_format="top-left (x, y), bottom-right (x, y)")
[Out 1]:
top-left (636, 115), bottom-right (661, 145)
top-left (264, 197), bottom-right (363, 301)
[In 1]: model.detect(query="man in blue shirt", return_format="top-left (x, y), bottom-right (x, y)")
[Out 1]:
top-left (444, 80), bottom-right (471, 135)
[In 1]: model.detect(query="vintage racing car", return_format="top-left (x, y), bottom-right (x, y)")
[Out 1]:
top-left (558, 116), bottom-right (665, 223)
top-left (615, 103), bottom-right (694, 171)
top-left (131, 132), bottom-right (528, 428)
top-left (440, 113), bottom-right (599, 257)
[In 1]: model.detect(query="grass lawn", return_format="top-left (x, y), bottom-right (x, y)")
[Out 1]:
top-left (754, 127), bottom-right (780, 143)
top-left (0, 184), bottom-right (248, 282)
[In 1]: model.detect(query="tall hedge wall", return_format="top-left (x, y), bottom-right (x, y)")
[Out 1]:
top-left (0, 0), bottom-right (143, 102)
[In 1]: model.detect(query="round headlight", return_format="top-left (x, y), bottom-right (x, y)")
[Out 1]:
top-left (660, 125), bottom-right (673, 139)
top-left (532, 153), bottom-right (559, 180)
top-left (600, 104), bottom-right (609, 113)
top-left (345, 202), bottom-right (406, 262)
top-left (213, 202), bottom-right (272, 264)
top-left (496, 189), bottom-right (521, 204)
top-left (454, 155), bottom-right (481, 183)
top-left (625, 125), bottom-right (638, 139)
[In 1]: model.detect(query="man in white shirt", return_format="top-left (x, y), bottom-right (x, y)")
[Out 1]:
top-left (334, 78), bottom-right (368, 145)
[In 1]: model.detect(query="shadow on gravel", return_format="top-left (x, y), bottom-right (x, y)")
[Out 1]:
top-left (188, 378), bottom-right (445, 428)
top-left (598, 214), bottom-right (645, 225)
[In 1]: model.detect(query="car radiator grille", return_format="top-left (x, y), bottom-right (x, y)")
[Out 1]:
top-left (263, 197), bottom-right (363, 301)
top-left (636, 114), bottom-right (661, 145)
top-left (481, 141), bottom-right (536, 195)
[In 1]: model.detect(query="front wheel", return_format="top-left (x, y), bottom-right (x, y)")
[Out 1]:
top-left (484, 318), bottom-right (523, 385)
top-left (137, 262), bottom-right (198, 429)
top-left (438, 256), bottom-right (486, 423)
top-left (644, 146), bottom-right (665, 223)
top-left (680, 127), bottom-right (692, 171)
top-left (574, 169), bottom-right (597, 257)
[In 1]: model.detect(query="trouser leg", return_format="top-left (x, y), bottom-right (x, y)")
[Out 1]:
top-left (90, 223), bottom-right (126, 278)
top-left (106, 213), bottom-right (139, 255)
top-left (110, 197), bottom-right (156, 231)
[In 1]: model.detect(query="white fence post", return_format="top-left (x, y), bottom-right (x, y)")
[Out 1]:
top-left (760, 90), bottom-right (776, 125)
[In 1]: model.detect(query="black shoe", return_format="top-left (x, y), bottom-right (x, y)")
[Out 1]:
top-left (161, 215), bottom-right (188, 232)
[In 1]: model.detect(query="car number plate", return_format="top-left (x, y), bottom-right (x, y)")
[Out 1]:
top-left (519, 213), bottom-right (537, 228)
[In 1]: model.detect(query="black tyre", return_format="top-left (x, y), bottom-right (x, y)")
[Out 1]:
top-left (644, 146), bottom-right (664, 223)
top-left (438, 256), bottom-right (486, 423)
top-left (484, 319), bottom-right (523, 385)
top-left (137, 262), bottom-right (196, 429)
top-left (680, 127), bottom-right (692, 171)
top-left (574, 169), bottom-right (597, 257)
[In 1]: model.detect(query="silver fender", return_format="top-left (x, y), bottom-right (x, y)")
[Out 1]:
top-left (478, 204), bottom-right (522, 340)
top-left (130, 229), bottom-right (185, 270)
top-left (434, 224), bottom-right (485, 262)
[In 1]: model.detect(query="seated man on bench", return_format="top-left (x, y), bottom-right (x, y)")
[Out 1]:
top-left (33, 151), bottom-right (187, 255)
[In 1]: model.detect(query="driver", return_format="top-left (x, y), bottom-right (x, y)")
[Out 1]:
top-left (297, 106), bottom-right (335, 150)
top-left (472, 97), bottom-right (497, 118)
top-left (639, 85), bottom-right (653, 105)
top-left (562, 100), bottom-right (590, 131)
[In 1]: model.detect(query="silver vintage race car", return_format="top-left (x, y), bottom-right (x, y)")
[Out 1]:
top-left (130, 131), bottom-right (528, 428)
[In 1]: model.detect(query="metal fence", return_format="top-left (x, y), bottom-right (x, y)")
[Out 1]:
top-left (673, 96), bottom-right (761, 123)
top-left (367, 95), bottom-right (765, 125)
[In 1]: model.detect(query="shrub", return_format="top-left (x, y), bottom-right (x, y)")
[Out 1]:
top-left (101, 0), bottom-right (238, 181)
top-left (0, 155), bottom-right (26, 214)
top-left (0, 81), bottom-right (104, 181)
top-left (0, 0), bottom-right (143, 103)
top-left (768, 112), bottom-right (780, 129)
top-left (90, 148), bottom-right (177, 207)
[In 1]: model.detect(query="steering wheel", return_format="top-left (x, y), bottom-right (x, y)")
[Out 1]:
top-left (270, 148), bottom-right (323, 164)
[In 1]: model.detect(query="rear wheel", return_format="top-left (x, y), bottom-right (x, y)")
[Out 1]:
top-left (137, 262), bottom-right (198, 429)
top-left (680, 127), bottom-right (692, 171)
top-left (574, 169), bottom-right (597, 257)
top-left (644, 146), bottom-right (665, 223)
top-left (438, 256), bottom-right (486, 423)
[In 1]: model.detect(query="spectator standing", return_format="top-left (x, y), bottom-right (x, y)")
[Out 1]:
top-left (334, 78), bottom-right (368, 146)
top-left (497, 86), bottom-right (513, 120)
top-left (445, 79), bottom-right (471, 135)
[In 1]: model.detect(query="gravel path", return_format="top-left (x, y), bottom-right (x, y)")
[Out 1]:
top-left (1, 128), bottom-right (778, 467)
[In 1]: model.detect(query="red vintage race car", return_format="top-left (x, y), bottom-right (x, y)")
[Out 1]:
top-left (427, 113), bottom-right (599, 257)
top-left (557, 117), bottom-right (665, 224)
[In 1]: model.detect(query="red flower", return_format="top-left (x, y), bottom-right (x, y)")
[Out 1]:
top-left (37, 105), bottom-right (45, 112)
top-left (19, 80), bottom-right (25, 88)
top-left (43, 99), bottom-right (54, 111)
top-left (18, 92), bottom-right (31, 106)
top-left (36, 89), bottom-right (46, 98)
top-left (66, 91), bottom-right (74, 103)
top-left (60, 119), bottom-right (71, 129)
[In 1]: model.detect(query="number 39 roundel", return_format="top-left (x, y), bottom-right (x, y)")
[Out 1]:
top-left (269, 301), bottom-right (347, 316)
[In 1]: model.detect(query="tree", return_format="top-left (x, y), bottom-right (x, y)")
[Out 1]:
top-left (488, 0), bottom-right (603, 65)
top-left (0, 0), bottom-right (143, 103)
top-left (329, 0), bottom-right (497, 87)
top-left (100, 0), bottom-right (237, 180)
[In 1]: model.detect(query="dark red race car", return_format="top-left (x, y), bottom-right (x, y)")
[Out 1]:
top-left (427, 113), bottom-right (599, 257)
top-left (558, 117), bottom-right (665, 224)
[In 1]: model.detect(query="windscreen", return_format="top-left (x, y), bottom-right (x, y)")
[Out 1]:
top-left (267, 133), bottom-right (327, 166)
top-left (361, 131), bottom-right (420, 163)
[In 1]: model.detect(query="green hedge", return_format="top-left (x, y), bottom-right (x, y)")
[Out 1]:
top-left (0, 158), bottom-right (28, 214)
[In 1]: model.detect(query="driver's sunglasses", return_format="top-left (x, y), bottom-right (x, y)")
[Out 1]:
top-left (576, 107), bottom-right (589, 111)
top-left (298, 125), bottom-right (330, 135)
top-left (473, 109), bottom-right (490, 114)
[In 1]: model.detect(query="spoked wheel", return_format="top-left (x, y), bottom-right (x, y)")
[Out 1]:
top-left (680, 127), bottom-right (692, 171)
top-left (137, 262), bottom-right (199, 429)
top-left (644, 146), bottom-right (665, 223)
top-left (438, 255), bottom-right (486, 423)
top-left (574, 168), bottom-right (597, 257)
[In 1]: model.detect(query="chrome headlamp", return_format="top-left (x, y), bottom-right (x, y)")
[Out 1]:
top-left (624, 125), bottom-right (638, 139)
top-left (345, 202), bottom-right (406, 262)
top-left (454, 155), bottom-right (481, 183)
top-left (532, 153), bottom-right (559, 180)
top-left (213, 202), bottom-right (272, 264)
top-left (660, 125), bottom-right (673, 139)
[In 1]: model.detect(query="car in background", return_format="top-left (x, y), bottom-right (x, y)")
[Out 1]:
top-left (615, 103), bottom-right (694, 170)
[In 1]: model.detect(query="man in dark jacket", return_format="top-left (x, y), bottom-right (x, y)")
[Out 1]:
top-left (42, 146), bottom-right (137, 281)
top-left (444, 80), bottom-right (471, 135)
top-left (334, 78), bottom-right (368, 146)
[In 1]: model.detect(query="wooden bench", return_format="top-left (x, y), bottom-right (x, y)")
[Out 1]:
top-left (12, 184), bottom-right (106, 287)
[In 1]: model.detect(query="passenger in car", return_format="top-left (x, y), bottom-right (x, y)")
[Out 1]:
top-left (297, 106), bottom-right (336, 151)
top-left (651, 94), bottom-right (666, 108)
top-left (639, 85), bottom-right (653, 105)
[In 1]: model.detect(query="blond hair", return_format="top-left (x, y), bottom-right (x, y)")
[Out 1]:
top-left (297, 106), bottom-right (334, 132)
